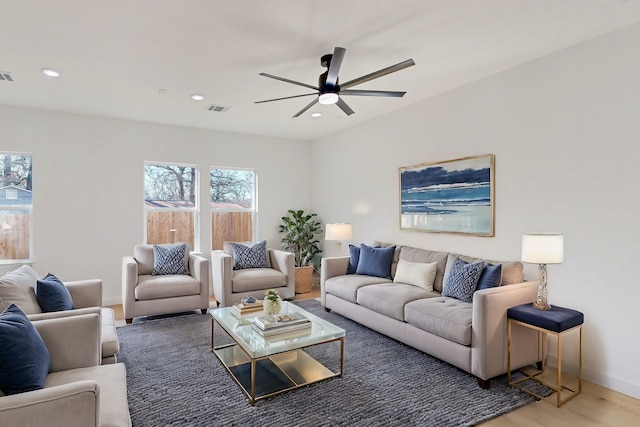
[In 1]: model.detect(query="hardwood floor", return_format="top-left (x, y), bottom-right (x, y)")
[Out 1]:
top-left (109, 284), bottom-right (640, 425)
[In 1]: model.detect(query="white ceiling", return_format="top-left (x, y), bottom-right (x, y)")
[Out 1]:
top-left (2, 0), bottom-right (640, 141)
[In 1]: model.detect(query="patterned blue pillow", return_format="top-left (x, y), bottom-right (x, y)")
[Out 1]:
top-left (152, 243), bottom-right (188, 276)
top-left (0, 304), bottom-right (51, 395)
top-left (230, 240), bottom-right (269, 270)
top-left (442, 258), bottom-right (486, 303)
top-left (36, 273), bottom-right (74, 312)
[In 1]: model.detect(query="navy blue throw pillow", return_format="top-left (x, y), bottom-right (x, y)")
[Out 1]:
top-left (36, 273), bottom-right (74, 312)
top-left (355, 244), bottom-right (396, 279)
top-left (476, 264), bottom-right (503, 291)
top-left (347, 244), bottom-right (360, 274)
top-left (0, 304), bottom-right (51, 395)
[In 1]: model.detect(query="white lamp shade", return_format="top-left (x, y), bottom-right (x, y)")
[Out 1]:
top-left (522, 233), bottom-right (564, 264)
top-left (325, 223), bottom-right (353, 241)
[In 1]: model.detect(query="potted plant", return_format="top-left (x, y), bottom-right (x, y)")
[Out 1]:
top-left (279, 209), bottom-right (322, 293)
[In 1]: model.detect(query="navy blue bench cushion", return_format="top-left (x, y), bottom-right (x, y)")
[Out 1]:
top-left (507, 303), bottom-right (584, 333)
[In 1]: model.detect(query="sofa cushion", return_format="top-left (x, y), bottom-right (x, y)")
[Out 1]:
top-left (476, 263), bottom-right (503, 290)
top-left (324, 275), bottom-right (390, 304)
top-left (36, 273), bottom-right (74, 312)
top-left (45, 363), bottom-right (131, 427)
top-left (100, 307), bottom-right (120, 361)
top-left (357, 283), bottom-right (438, 321)
top-left (393, 259), bottom-right (438, 290)
top-left (442, 258), bottom-right (486, 303)
top-left (356, 244), bottom-right (395, 279)
top-left (0, 265), bottom-right (43, 314)
top-left (135, 275), bottom-right (200, 300)
top-left (398, 246), bottom-right (449, 292)
top-left (0, 304), bottom-right (51, 395)
top-left (373, 241), bottom-right (403, 277)
top-left (153, 243), bottom-right (188, 276)
top-left (443, 253), bottom-right (523, 286)
top-left (229, 240), bottom-right (269, 270)
top-left (232, 268), bottom-right (286, 293)
top-left (405, 297), bottom-right (473, 346)
top-left (347, 244), bottom-right (361, 274)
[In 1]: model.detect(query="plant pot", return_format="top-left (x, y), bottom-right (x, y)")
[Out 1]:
top-left (294, 265), bottom-right (314, 294)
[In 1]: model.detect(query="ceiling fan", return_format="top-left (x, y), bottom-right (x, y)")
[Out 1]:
top-left (255, 47), bottom-right (415, 118)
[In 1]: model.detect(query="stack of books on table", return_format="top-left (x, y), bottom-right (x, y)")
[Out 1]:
top-left (231, 300), bottom-right (264, 316)
top-left (252, 313), bottom-right (311, 337)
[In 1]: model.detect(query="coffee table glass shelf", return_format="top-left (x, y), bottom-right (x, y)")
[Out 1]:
top-left (209, 301), bottom-right (345, 405)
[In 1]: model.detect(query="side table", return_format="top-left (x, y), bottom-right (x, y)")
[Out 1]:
top-left (507, 303), bottom-right (584, 407)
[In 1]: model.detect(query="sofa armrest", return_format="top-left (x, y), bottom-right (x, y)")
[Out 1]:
top-left (471, 281), bottom-right (540, 381)
top-left (320, 256), bottom-right (350, 306)
top-left (121, 256), bottom-right (138, 321)
top-left (188, 253), bottom-right (210, 309)
top-left (64, 279), bottom-right (103, 308)
top-left (28, 306), bottom-right (101, 322)
top-left (211, 250), bottom-right (233, 307)
top-left (0, 380), bottom-right (99, 427)
top-left (269, 249), bottom-right (295, 296)
top-left (33, 313), bottom-right (102, 372)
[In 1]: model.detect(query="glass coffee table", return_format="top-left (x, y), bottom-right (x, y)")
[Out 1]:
top-left (209, 301), bottom-right (345, 405)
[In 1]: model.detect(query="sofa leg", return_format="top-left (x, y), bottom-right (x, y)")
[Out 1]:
top-left (476, 377), bottom-right (490, 389)
top-left (200, 309), bottom-right (207, 314)
top-left (324, 307), bottom-right (331, 313)
top-left (125, 318), bottom-right (133, 325)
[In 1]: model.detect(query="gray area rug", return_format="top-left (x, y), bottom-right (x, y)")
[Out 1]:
top-left (117, 299), bottom-right (543, 427)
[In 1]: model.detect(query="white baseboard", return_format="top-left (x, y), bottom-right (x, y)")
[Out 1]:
top-left (545, 354), bottom-right (640, 399)
top-left (103, 296), bottom-right (122, 307)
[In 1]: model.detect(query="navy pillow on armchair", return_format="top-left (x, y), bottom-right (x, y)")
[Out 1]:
top-left (0, 304), bottom-right (51, 395)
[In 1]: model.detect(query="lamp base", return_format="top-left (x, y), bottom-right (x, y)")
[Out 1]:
top-left (533, 301), bottom-right (551, 311)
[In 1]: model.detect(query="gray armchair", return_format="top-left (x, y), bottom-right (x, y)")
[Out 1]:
top-left (122, 244), bottom-right (210, 324)
top-left (211, 247), bottom-right (295, 307)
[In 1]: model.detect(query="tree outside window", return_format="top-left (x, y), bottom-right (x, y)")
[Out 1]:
top-left (210, 168), bottom-right (255, 249)
top-left (144, 163), bottom-right (197, 247)
top-left (1, 153), bottom-right (33, 261)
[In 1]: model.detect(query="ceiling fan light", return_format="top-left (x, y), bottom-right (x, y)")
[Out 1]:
top-left (318, 92), bottom-right (339, 105)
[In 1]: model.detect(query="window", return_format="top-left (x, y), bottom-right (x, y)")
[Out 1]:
top-left (144, 163), bottom-right (198, 248)
top-left (210, 168), bottom-right (256, 249)
top-left (0, 153), bottom-right (33, 261)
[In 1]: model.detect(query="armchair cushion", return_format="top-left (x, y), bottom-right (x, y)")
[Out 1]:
top-left (229, 240), bottom-right (269, 270)
top-left (36, 274), bottom-right (74, 312)
top-left (0, 305), bottom-right (51, 395)
top-left (135, 274), bottom-right (201, 300)
top-left (153, 243), bottom-right (188, 275)
top-left (0, 265), bottom-right (42, 314)
top-left (232, 268), bottom-right (287, 293)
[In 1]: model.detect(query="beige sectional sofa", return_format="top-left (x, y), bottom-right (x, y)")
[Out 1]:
top-left (321, 243), bottom-right (540, 388)
top-left (0, 312), bottom-right (131, 426)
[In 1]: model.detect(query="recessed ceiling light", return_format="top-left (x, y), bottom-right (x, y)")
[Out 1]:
top-left (310, 112), bottom-right (322, 118)
top-left (191, 93), bottom-right (205, 101)
top-left (41, 68), bottom-right (60, 77)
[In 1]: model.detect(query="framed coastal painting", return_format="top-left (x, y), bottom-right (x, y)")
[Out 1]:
top-left (399, 154), bottom-right (495, 236)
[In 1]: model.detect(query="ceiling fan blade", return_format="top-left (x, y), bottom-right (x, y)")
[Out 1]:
top-left (325, 47), bottom-right (346, 87)
top-left (340, 89), bottom-right (406, 97)
top-left (259, 73), bottom-right (319, 91)
top-left (255, 93), bottom-right (318, 104)
top-left (340, 59), bottom-right (415, 89)
top-left (292, 98), bottom-right (319, 118)
top-left (336, 97), bottom-right (355, 116)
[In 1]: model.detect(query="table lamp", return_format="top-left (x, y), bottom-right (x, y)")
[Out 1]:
top-left (521, 233), bottom-right (564, 310)
top-left (325, 223), bottom-right (352, 255)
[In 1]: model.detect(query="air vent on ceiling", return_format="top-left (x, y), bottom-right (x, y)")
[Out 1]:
top-left (206, 104), bottom-right (230, 113)
top-left (0, 71), bottom-right (13, 82)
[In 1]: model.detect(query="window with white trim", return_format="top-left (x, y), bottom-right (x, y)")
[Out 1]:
top-left (0, 153), bottom-right (33, 261)
top-left (210, 167), bottom-right (256, 249)
top-left (144, 162), bottom-right (198, 248)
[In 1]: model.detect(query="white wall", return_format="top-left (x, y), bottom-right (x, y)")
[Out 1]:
top-left (0, 106), bottom-right (311, 305)
top-left (311, 23), bottom-right (640, 398)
